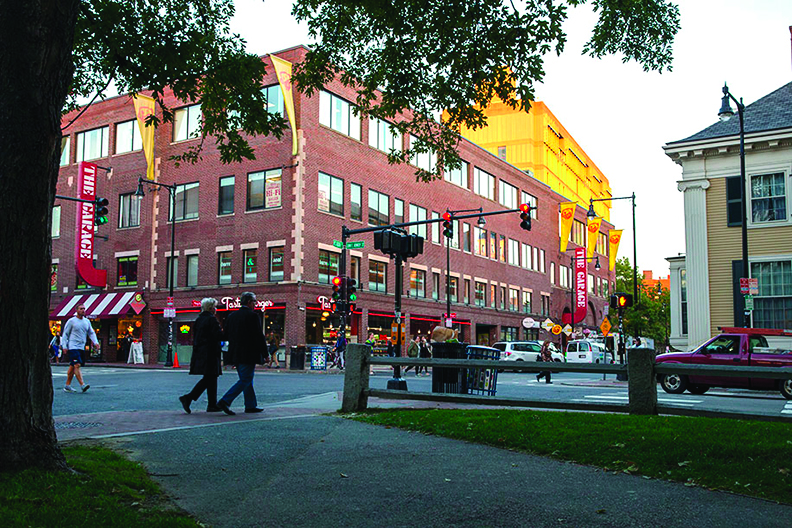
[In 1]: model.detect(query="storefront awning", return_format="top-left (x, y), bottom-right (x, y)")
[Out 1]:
top-left (50, 291), bottom-right (145, 320)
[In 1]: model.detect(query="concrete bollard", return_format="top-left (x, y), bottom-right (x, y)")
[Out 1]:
top-left (342, 343), bottom-right (370, 412)
top-left (627, 348), bottom-right (657, 415)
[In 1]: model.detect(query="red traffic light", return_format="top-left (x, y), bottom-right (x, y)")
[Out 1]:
top-left (519, 203), bottom-right (531, 213)
top-left (618, 296), bottom-right (627, 307)
top-left (332, 276), bottom-right (342, 286)
top-left (442, 211), bottom-right (451, 222)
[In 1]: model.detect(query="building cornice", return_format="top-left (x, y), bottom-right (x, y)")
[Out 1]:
top-left (663, 127), bottom-right (792, 163)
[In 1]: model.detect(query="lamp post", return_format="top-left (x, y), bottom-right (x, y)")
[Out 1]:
top-left (587, 194), bottom-right (637, 305)
top-left (136, 178), bottom-right (178, 367)
top-left (718, 83), bottom-right (751, 328)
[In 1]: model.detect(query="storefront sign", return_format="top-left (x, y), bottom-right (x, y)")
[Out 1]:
top-left (74, 161), bottom-right (107, 287)
top-left (219, 296), bottom-right (273, 311)
top-left (265, 177), bottom-right (281, 208)
top-left (316, 295), bottom-right (332, 311)
top-left (573, 247), bottom-right (588, 324)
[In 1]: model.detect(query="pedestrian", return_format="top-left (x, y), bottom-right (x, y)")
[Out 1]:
top-left (217, 292), bottom-right (267, 415)
top-left (416, 336), bottom-right (432, 376)
top-left (536, 341), bottom-right (553, 384)
top-left (179, 298), bottom-right (223, 414)
top-left (266, 333), bottom-right (281, 369)
top-left (49, 332), bottom-right (61, 364)
top-left (365, 333), bottom-right (377, 375)
top-left (61, 304), bottom-right (97, 393)
top-left (331, 333), bottom-right (346, 370)
top-left (405, 336), bottom-right (419, 374)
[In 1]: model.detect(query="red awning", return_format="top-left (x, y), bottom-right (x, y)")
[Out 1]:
top-left (50, 291), bottom-right (145, 320)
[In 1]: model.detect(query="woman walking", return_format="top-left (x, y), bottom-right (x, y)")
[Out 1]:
top-left (536, 341), bottom-right (553, 384)
top-left (416, 336), bottom-right (432, 376)
top-left (179, 298), bottom-right (223, 413)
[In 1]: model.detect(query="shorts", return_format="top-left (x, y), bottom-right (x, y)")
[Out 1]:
top-left (68, 349), bottom-right (85, 366)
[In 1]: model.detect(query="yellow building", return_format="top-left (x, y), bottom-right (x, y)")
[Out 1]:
top-left (457, 100), bottom-right (613, 221)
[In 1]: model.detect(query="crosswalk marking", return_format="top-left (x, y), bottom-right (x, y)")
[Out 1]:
top-left (783, 401), bottom-right (792, 414)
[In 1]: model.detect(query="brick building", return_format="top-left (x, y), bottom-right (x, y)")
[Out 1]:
top-left (49, 46), bottom-right (615, 364)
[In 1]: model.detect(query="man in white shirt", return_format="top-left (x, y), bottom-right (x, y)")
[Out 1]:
top-left (61, 303), bottom-right (99, 393)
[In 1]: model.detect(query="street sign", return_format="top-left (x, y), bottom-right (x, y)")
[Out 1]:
top-left (740, 278), bottom-right (759, 296)
top-left (522, 317), bottom-right (535, 329)
top-left (744, 295), bottom-right (754, 311)
top-left (445, 317), bottom-right (453, 328)
top-left (332, 240), bottom-right (343, 249)
top-left (164, 308), bottom-right (176, 318)
top-left (166, 296), bottom-right (174, 306)
top-left (562, 324), bottom-right (572, 336)
top-left (542, 318), bottom-right (555, 331)
top-left (551, 324), bottom-right (563, 335)
top-left (600, 318), bottom-right (612, 336)
top-left (347, 241), bottom-right (365, 249)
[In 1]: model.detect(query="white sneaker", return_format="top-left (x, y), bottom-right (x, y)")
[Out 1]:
top-left (63, 386), bottom-right (77, 393)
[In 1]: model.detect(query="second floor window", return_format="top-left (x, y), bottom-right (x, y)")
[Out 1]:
top-left (166, 256), bottom-right (178, 288)
top-left (218, 176), bottom-right (234, 215)
top-left (186, 255), bottom-right (199, 287)
top-left (318, 250), bottom-right (339, 284)
top-left (523, 291), bottom-right (532, 313)
top-left (319, 91), bottom-right (360, 139)
top-left (51, 206), bottom-right (61, 238)
top-left (474, 227), bottom-right (487, 257)
top-left (115, 120), bottom-right (143, 154)
top-left (751, 172), bottom-right (787, 223)
top-left (508, 239), bottom-right (519, 266)
top-left (410, 269), bottom-right (425, 297)
top-left (368, 189), bottom-right (389, 226)
top-left (351, 183), bottom-right (362, 221)
top-left (475, 281), bottom-right (486, 307)
top-left (218, 252), bottom-right (231, 285)
top-left (117, 257), bottom-right (138, 287)
top-left (445, 160), bottom-right (468, 188)
top-left (449, 277), bottom-right (459, 303)
top-left (270, 247), bottom-right (284, 282)
top-left (318, 172), bottom-right (344, 216)
top-left (76, 126), bottom-right (109, 162)
top-left (60, 137), bottom-right (70, 166)
top-left (119, 193), bottom-right (140, 228)
top-left (369, 260), bottom-right (387, 292)
top-left (171, 182), bottom-right (199, 221)
top-left (394, 199), bottom-right (404, 224)
top-left (173, 104), bottom-right (201, 141)
top-left (243, 249), bottom-right (257, 283)
top-left (247, 169), bottom-right (282, 211)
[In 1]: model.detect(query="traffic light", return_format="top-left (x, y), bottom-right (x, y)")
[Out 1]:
top-left (519, 203), bottom-right (531, 231)
top-left (442, 211), bottom-right (453, 239)
top-left (610, 293), bottom-right (634, 309)
top-left (345, 277), bottom-right (357, 302)
top-left (94, 197), bottom-right (109, 226)
top-left (332, 276), bottom-right (343, 302)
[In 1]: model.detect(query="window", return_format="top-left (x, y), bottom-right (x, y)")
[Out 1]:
top-left (559, 265), bottom-right (570, 288)
top-left (408, 204), bottom-right (427, 238)
top-left (541, 294), bottom-right (551, 316)
top-left (520, 191), bottom-right (538, 219)
top-left (173, 104), bottom-right (201, 141)
top-left (509, 288), bottom-right (519, 312)
top-left (351, 183), bottom-right (362, 221)
top-left (115, 120), bottom-right (143, 154)
top-left (431, 211), bottom-right (441, 244)
top-left (726, 176), bottom-right (742, 227)
top-left (497, 146), bottom-right (507, 161)
top-left (603, 278), bottom-right (609, 297)
top-left (751, 172), bottom-right (787, 223)
top-left (463, 223), bottom-right (471, 252)
top-left (270, 247), bottom-right (284, 282)
top-left (500, 286), bottom-right (506, 310)
top-left (368, 117), bottom-right (402, 153)
top-left (170, 182), bottom-right (199, 221)
top-left (319, 91), bottom-right (360, 139)
top-left (394, 199), bottom-right (404, 224)
top-left (751, 259), bottom-right (792, 329)
top-left (680, 268), bottom-right (688, 335)
top-left (588, 273), bottom-right (595, 295)
top-left (499, 235), bottom-right (506, 263)
top-left (550, 262), bottom-right (556, 285)
top-left (51, 264), bottom-right (58, 292)
top-left (475, 282), bottom-right (486, 307)
top-left (118, 193), bottom-right (140, 228)
top-left (350, 256), bottom-right (361, 284)
top-left (464, 279), bottom-right (470, 304)
top-left (247, 169), bottom-right (282, 211)
top-left (115, 256), bottom-right (138, 287)
top-left (540, 250), bottom-right (546, 273)
top-left (449, 277), bottom-right (459, 303)
top-left (368, 189), bottom-right (389, 226)
top-left (318, 250), bottom-right (339, 284)
top-left (490, 284), bottom-right (496, 308)
top-left (318, 172), bottom-right (344, 216)
top-left (60, 137), bottom-right (70, 166)
top-left (474, 168), bottom-right (495, 200)
top-left (474, 227), bottom-right (487, 256)
top-left (186, 255), bottom-right (198, 287)
top-left (450, 219), bottom-right (460, 250)
top-left (243, 249), bottom-right (257, 283)
top-left (523, 291), bottom-right (532, 313)
top-left (218, 176), bottom-right (234, 215)
top-left (218, 252), bottom-right (231, 285)
top-left (432, 272), bottom-right (441, 300)
top-left (76, 126), bottom-right (109, 161)
top-left (409, 135), bottom-right (437, 172)
top-left (262, 84), bottom-right (285, 116)
top-left (571, 220), bottom-right (586, 246)
top-left (499, 180), bottom-right (518, 209)
top-left (596, 232), bottom-right (608, 255)
top-left (369, 260), bottom-right (387, 292)
top-left (522, 243), bottom-right (531, 270)
top-left (533, 247), bottom-right (539, 271)
top-left (51, 206), bottom-right (61, 238)
top-left (445, 160), bottom-right (468, 188)
top-left (489, 232), bottom-right (497, 260)
top-left (166, 256), bottom-right (178, 288)
top-left (410, 269), bottom-right (426, 297)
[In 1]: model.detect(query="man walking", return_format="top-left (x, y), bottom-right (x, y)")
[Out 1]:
top-left (217, 292), bottom-right (266, 415)
top-left (62, 303), bottom-right (98, 393)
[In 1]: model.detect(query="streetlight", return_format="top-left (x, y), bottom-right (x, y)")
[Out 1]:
top-left (718, 83), bottom-right (750, 328)
top-left (443, 207), bottom-right (485, 337)
top-left (587, 194), bottom-right (637, 306)
top-left (136, 177), bottom-right (178, 367)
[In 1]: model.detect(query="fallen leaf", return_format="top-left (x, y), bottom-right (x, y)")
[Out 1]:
top-left (596, 509), bottom-right (606, 514)
top-left (340, 473), bottom-right (348, 478)
top-left (678, 461), bottom-right (690, 467)
top-left (444, 478), bottom-right (451, 482)
top-left (779, 468), bottom-right (790, 475)
top-left (627, 465), bottom-right (639, 472)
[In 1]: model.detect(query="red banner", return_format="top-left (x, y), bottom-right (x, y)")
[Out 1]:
top-left (74, 162), bottom-right (107, 287)
top-left (574, 247), bottom-right (588, 324)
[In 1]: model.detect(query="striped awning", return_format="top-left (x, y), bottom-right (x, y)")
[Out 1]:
top-left (50, 291), bottom-right (145, 320)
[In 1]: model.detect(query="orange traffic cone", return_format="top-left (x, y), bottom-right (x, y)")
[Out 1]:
top-left (173, 350), bottom-right (180, 368)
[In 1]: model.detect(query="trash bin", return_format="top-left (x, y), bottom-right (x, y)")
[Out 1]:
top-left (309, 345), bottom-right (328, 370)
top-left (431, 342), bottom-right (468, 394)
top-left (289, 346), bottom-right (306, 370)
top-left (465, 345), bottom-right (500, 396)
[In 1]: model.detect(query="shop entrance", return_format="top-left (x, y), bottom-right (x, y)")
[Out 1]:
top-left (476, 324), bottom-right (496, 346)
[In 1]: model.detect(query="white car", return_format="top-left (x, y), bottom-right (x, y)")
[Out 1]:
top-left (565, 340), bottom-right (614, 364)
top-left (492, 341), bottom-right (565, 364)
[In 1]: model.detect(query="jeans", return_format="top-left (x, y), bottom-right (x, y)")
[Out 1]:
top-left (186, 372), bottom-right (218, 407)
top-left (219, 363), bottom-right (257, 409)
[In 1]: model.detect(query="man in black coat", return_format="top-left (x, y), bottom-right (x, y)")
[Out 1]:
top-left (217, 292), bottom-right (266, 415)
top-left (179, 298), bottom-right (223, 413)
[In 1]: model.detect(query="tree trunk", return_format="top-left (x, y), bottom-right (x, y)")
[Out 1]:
top-left (0, 0), bottom-right (80, 471)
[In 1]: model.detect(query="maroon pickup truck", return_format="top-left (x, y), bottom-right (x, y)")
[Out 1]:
top-left (655, 328), bottom-right (792, 399)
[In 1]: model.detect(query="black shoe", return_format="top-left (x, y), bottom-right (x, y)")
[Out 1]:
top-left (536, 375), bottom-right (541, 382)
top-left (217, 400), bottom-right (235, 416)
top-left (206, 405), bottom-right (222, 412)
top-left (179, 395), bottom-right (192, 414)
top-left (546, 381), bottom-right (553, 384)
top-left (244, 407), bottom-right (264, 413)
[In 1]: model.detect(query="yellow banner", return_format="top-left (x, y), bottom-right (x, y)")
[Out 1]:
top-left (270, 54), bottom-right (298, 156)
top-left (586, 216), bottom-right (602, 259)
top-left (133, 94), bottom-right (156, 180)
top-left (559, 202), bottom-right (576, 252)
top-left (609, 229), bottom-right (623, 271)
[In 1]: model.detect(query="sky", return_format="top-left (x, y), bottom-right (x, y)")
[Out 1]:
top-left (229, 0), bottom-right (792, 278)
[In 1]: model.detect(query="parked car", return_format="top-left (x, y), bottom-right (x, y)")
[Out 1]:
top-left (565, 340), bottom-right (614, 364)
top-left (492, 341), bottom-right (564, 364)
top-left (655, 327), bottom-right (792, 399)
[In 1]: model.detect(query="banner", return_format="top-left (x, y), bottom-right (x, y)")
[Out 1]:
top-left (609, 229), bottom-right (623, 271)
top-left (586, 216), bottom-right (602, 259)
top-left (74, 162), bottom-right (107, 287)
top-left (133, 94), bottom-right (156, 180)
top-left (559, 201), bottom-right (576, 252)
top-left (563, 247), bottom-right (588, 325)
top-left (270, 54), bottom-right (298, 156)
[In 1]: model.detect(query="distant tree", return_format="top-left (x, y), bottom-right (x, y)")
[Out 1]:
top-left (0, 0), bottom-right (680, 472)
top-left (608, 257), bottom-right (670, 350)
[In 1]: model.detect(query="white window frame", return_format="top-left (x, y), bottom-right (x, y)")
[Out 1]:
top-left (499, 180), bottom-right (518, 209)
top-left (444, 160), bottom-right (468, 189)
top-left (748, 170), bottom-right (790, 226)
top-left (319, 90), bottom-right (360, 139)
top-left (173, 104), bottom-right (202, 142)
top-left (474, 168), bottom-right (495, 201)
top-left (368, 117), bottom-right (402, 153)
top-left (76, 126), bottom-right (109, 162)
top-left (115, 119), bottom-right (143, 154)
top-left (409, 134), bottom-right (437, 172)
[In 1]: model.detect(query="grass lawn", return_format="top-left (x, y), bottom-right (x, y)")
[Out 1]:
top-left (349, 408), bottom-right (792, 504)
top-left (0, 444), bottom-right (199, 527)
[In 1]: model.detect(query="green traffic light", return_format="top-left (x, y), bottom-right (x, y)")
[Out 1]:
top-left (349, 293), bottom-right (357, 301)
